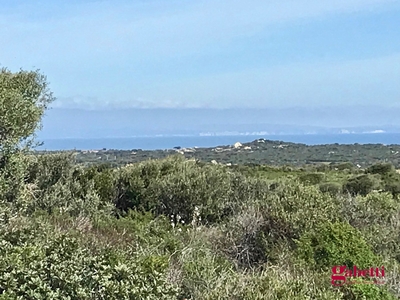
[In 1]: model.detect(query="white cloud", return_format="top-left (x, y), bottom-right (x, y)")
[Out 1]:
top-left (363, 129), bottom-right (386, 133)
top-left (53, 95), bottom-right (205, 109)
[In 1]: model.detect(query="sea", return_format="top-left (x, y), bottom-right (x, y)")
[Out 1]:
top-left (36, 133), bottom-right (400, 151)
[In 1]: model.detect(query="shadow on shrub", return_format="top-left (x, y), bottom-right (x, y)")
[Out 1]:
top-left (298, 172), bottom-right (325, 185)
top-left (343, 174), bottom-right (380, 196)
top-left (319, 182), bottom-right (342, 196)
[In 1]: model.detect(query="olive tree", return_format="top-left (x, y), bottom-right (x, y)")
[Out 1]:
top-left (0, 68), bottom-right (54, 213)
top-left (0, 68), bottom-right (55, 150)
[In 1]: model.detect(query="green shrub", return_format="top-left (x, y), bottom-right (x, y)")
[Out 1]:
top-left (384, 181), bottom-right (400, 197)
top-left (25, 153), bottom-right (74, 190)
top-left (268, 181), bottom-right (339, 235)
top-left (298, 172), bottom-right (325, 185)
top-left (113, 156), bottom-right (270, 224)
top-left (381, 173), bottom-right (400, 197)
top-left (73, 164), bottom-right (117, 209)
top-left (366, 163), bottom-right (394, 176)
top-left (319, 182), bottom-right (342, 196)
top-left (0, 227), bottom-right (180, 299)
top-left (343, 174), bottom-right (381, 196)
top-left (348, 280), bottom-right (397, 300)
top-left (213, 204), bottom-right (271, 268)
top-left (340, 192), bottom-right (400, 261)
top-left (211, 182), bottom-right (340, 269)
top-left (296, 221), bottom-right (379, 270)
top-left (315, 164), bottom-right (330, 172)
top-left (0, 151), bottom-right (32, 212)
top-left (21, 153), bottom-right (114, 217)
top-left (176, 231), bottom-right (236, 300)
top-left (335, 162), bottom-right (355, 171)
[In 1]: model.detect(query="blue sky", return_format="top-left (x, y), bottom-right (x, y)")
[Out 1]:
top-left (1, 0), bottom-right (400, 109)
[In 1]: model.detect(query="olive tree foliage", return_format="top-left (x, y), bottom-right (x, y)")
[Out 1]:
top-left (0, 68), bottom-right (54, 150)
top-left (0, 68), bottom-right (54, 222)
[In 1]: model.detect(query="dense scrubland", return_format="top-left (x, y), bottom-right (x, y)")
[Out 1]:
top-left (2, 153), bottom-right (400, 299)
top-left (1, 68), bottom-right (400, 299)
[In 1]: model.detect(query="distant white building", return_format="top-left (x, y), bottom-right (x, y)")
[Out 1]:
top-left (234, 142), bottom-right (242, 148)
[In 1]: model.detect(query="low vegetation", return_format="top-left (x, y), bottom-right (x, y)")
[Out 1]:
top-left (2, 153), bottom-right (400, 299)
top-left (1, 68), bottom-right (400, 299)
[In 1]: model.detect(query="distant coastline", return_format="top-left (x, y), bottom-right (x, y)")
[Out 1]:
top-left (37, 133), bottom-right (400, 151)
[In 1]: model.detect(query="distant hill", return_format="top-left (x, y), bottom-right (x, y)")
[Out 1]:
top-left (42, 137), bottom-right (400, 168)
